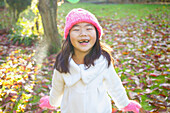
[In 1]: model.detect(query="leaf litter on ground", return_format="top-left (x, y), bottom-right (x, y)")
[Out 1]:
top-left (0, 7), bottom-right (170, 113)
top-left (99, 12), bottom-right (169, 112)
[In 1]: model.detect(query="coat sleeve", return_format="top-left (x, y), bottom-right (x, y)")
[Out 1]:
top-left (104, 63), bottom-right (130, 109)
top-left (49, 69), bottom-right (65, 107)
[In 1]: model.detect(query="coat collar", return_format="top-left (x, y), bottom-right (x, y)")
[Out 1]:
top-left (62, 55), bottom-right (108, 86)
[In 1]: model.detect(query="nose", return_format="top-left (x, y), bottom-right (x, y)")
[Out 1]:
top-left (80, 29), bottom-right (87, 37)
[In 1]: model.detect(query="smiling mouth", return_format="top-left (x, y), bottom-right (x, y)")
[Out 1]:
top-left (78, 40), bottom-right (89, 44)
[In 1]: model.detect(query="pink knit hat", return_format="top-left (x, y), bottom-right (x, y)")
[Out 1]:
top-left (64, 8), bottom-right (103, 39)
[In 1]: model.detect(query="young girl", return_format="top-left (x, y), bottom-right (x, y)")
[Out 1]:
top-left (39, 8), bottom-right (141, 113)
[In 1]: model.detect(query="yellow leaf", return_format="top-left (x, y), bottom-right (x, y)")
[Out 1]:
top-left (16, 110), bottom-right (21, 112)
top-left (11, 98), bottom-right (16, 102)
top-left (122, 52), bottom-right (129, 55)
top-left (167, 69), bottom-right (170, 72)
top-left (14, 50), bottom-right (19, 54)
top-left (0, 92), bottom-right (6, 96)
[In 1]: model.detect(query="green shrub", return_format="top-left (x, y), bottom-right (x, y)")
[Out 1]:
top-left (0, 0), bottom-right (5, 7)
top-left (8, 24), bottom-right (38, 46)
top-left (7, 0), bottom-right (42, 46)
top-left (5, 0), bottom-right (32, 22)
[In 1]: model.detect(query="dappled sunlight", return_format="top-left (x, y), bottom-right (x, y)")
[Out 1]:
top-left (0, 1), bottom-right (169, 112)
top-left (0, 48), bottom-right (39, 112)
top-left (0, 34), bottom-right (55, 112)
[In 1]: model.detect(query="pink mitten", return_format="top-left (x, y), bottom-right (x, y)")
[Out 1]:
top-left (39, 96), bottom-right (56, 109)
top-left (121, 100), bottom-right (141, 113)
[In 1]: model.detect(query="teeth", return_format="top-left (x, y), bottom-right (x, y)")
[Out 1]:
top-left (79, 40), bottom-right (89, 43)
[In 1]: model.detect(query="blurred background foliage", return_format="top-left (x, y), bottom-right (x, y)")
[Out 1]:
top-left (0, 0), bottom-right (169, 112)
top-left (5, 0), bottom-right (32, 23)
top-left (0, 0), bottom-right (42, 46)
top-left (0, 0), bottom-right (169, 47)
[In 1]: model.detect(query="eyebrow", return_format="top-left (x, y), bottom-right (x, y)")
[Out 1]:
top-left (72, 23), bottom-right (93, 28)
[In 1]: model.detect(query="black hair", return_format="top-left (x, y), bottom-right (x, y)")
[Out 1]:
top-left (54, 28), bottom-right (113, 73)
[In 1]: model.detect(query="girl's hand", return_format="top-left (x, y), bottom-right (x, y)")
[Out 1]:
top-left (121, 100), bottom-right (141, 113)
top-left (39, 96), bottom-right (56, 109)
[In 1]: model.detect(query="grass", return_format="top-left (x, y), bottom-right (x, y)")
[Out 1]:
top-left (57, 3), bottom-right (169, 112)
top-left (58, 3), bottom-right (170, 20)
top-left (1, 2), bottom-right (169, 112)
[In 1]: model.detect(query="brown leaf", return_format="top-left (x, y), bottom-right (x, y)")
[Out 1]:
top-left (150, 73), bottom-right (160, 77)
top-left (160, 83), bottom-right (170, 90)
top-left (42, 85), bottom-right (48, 89)
top-left (139, 108), bottom-right (147, 113)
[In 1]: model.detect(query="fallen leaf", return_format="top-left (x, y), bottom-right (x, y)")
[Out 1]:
top-left (160, 83), bottom-right (170, 90)
top-left (150, 73), bottom-right (160, 77)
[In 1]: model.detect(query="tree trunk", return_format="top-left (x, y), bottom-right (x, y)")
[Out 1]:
top-left (38, 0), bottom-right (61, 55)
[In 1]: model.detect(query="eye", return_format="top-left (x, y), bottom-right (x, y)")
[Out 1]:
top-left (87, 28), bottom-right (93, 30)
top-left (73, 29), bottom-right (79, 31)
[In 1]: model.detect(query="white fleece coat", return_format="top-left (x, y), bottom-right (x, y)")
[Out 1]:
top-left (49, 55), bottom-right (130, 113)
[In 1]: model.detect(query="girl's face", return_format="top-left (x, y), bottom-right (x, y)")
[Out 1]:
top-left (69, 22), bottom-right (97, 55)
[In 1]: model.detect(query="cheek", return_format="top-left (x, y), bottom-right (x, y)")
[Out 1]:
top-left (91, 38), bottom-right (96, 45)
top-left (90, 34), bottom-right (97, 45)
top-left (70, 38), bottom-right (75, 46)
top-left (70, 32), bottom-right (78, 43)
top-left (70, 36), bottom-right (77, 47)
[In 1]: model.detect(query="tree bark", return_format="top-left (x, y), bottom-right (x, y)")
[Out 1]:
top-left (38, 0), bottom-right (61, 55)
